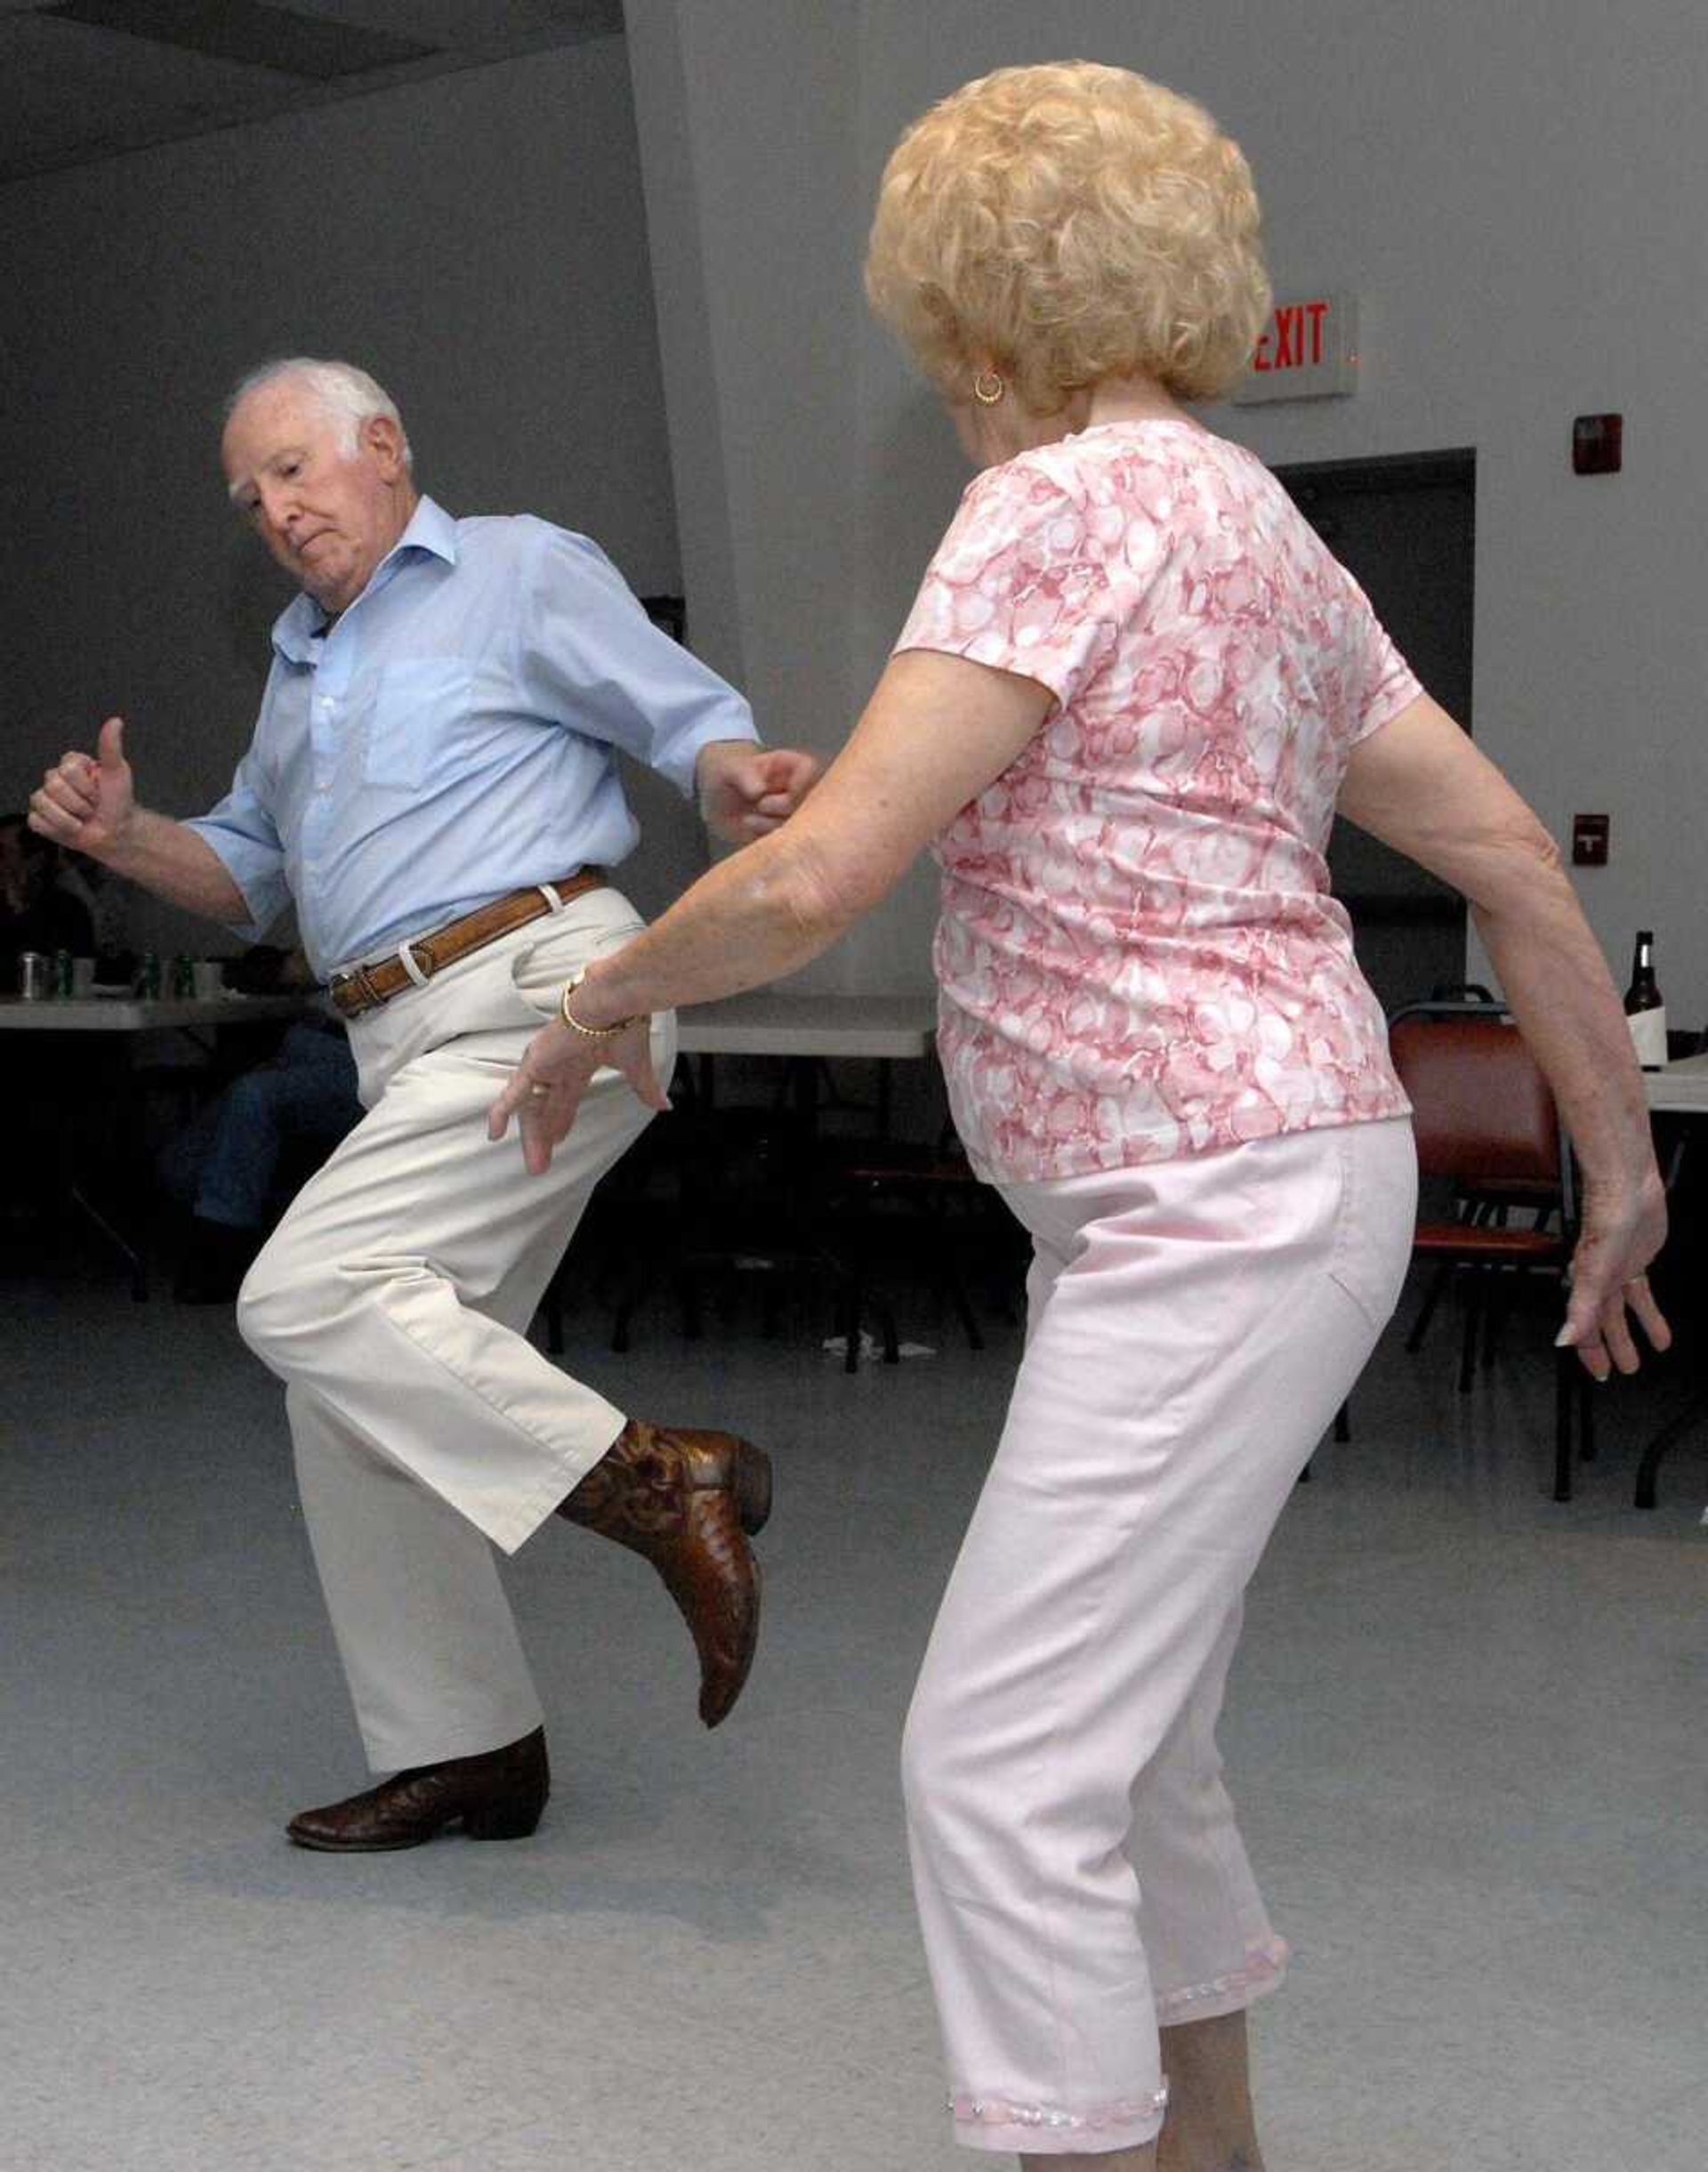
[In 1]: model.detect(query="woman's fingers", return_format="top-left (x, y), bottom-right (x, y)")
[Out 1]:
top-left (1624, 1274), bottom-right (1672, 1353)
top-left (486, 1070), bottom-right (530, 1141)
top-left (1597, 1304), bottom-right (1641, 1378)
top-left (518, 1092), bottom-right (576, 1175)
top-left (487, 1018), bottom-right (668, 1173)
top-left (1595, 1274), bottom-right (1670, 1377)
top-left (607, 1021), bottom-right (670, 1110)
top-left (1559, 1269), bottom-right (1671, 1381)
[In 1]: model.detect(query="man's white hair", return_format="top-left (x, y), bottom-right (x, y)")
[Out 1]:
top-left (225, 357), bottom-right (413, 467)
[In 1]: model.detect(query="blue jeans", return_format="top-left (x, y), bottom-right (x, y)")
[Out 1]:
top-left (157, 1021), bottom-right (362, 1230)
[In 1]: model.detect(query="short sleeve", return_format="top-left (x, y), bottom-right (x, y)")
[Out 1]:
top-left (1344, 581), bottom-right (1424, 745)
top-left (517, 524), bottom-right (756, 795)
top-left (183, 747), bottom-right (290, 938)
top-left (894, 459), bottom-right (1140, 710)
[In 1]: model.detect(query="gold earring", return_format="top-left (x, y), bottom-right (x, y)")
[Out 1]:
top-left (971, 369), bottom-right (1004, 407)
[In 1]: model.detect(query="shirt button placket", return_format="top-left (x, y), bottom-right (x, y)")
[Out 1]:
top-left (315, 692), bottom-right (334, 793)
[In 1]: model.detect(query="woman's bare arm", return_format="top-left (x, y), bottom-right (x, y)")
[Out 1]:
top-left (487, 650), bottom-right (1051, 1166)
top-left (577, 650), bottom-right (1050, 1013)
top-left (1338, 693), bottom-right (1669, 1377)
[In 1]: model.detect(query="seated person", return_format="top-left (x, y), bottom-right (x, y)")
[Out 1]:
top-left (1, 811), bottom-right (94, 986)
top-left (0, 816), bottom-right (101, 1210)
top-left (157, 947), bottom-right (362, 1301)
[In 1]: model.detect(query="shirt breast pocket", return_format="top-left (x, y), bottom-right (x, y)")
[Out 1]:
top-left (360, 658), bottom-right (474, 794)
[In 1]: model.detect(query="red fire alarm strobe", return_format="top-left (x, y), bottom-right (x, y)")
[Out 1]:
top-left (1572, 415), bottom-right (1623, 475)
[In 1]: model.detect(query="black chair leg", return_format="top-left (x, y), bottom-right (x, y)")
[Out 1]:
top-left (540, 1272), bottom-right (566, 1356)
top-left (1458, 1275), bottom-right (1481, 1393)
top-left (1480, 1273), bottom-right (1506, 1373)
top-left (1405, 1263), bottom-right (1452, 1353)
top-left (1634, 1393), bottom-right (1706, 1509)
top-left (838, 1272), bottom-right (863, 1372)
top-left (609, 1258), bottom-right (653, 1352)
top-left (942, 1254), bottom-right (986, 1352)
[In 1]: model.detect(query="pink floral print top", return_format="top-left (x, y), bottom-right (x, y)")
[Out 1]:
top-left (895, 419), bottom-right (1419, 1183)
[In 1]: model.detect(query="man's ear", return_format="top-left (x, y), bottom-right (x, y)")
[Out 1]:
top-left (364, 413), bottom-right (407, 479)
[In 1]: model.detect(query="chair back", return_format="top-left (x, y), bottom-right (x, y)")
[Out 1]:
top-left (1389, 1005), bottom-right (1563, 1190)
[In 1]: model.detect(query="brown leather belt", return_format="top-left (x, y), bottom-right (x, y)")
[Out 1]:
top-left (328, 868), bottom-right (607, 1020)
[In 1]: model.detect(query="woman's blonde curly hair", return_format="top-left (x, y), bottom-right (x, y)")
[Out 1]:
top-left (865, 61), bottom-right (1270, 409)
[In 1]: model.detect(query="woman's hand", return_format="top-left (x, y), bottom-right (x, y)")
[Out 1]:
top-left (487, 1013), bottom-right (669, 1175)
top-left (1557, 1170), bottom-right (1672, 1381)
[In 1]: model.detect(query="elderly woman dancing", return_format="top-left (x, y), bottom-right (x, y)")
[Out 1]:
top-left (491, 61), bottom-right (1668, 2170)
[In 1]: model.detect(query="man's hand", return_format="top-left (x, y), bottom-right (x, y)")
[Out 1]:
top-left (487, 1013), bottom-right (670, 1176)
top-left (696, 741), bottom-right (820, 844)
top-left (30, 715), bottom-right (136, 860)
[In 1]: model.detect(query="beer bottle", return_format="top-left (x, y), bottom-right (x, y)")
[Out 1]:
top-left (1623, 929), bottom-right (1666, 1070)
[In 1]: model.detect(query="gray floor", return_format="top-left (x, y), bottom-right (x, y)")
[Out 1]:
top-left (2, 1247), bottom-right (1704, 2172)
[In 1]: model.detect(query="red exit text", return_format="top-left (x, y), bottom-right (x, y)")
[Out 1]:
top-left (1251, 299), bottom-right (1332, 374)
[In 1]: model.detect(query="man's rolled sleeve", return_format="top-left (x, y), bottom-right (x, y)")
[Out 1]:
top-left (183, 761), bottom-right (290, 938)
top-left (520, 526), bottom-right (757, 795)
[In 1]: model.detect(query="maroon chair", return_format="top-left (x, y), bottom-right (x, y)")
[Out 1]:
top-left (1388, 1002), bottom-right (1591, 1501)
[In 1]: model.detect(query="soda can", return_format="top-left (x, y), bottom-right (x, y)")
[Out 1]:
top-left (18, 950), bottom-right (51, 1001)
top-left (53, 948), bottom-right (74, 998)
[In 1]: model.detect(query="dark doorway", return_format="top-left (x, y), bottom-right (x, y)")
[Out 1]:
top-left (1276, 448), bottom-right (1477, 1014)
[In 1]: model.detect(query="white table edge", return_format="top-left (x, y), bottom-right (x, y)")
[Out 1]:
top-left (0, 995), bottom-right (316, 1031)
top-left (673, 993), bottom-right (937, 1062)
top-left (1643, 1053), bottom-right (1708, 1113)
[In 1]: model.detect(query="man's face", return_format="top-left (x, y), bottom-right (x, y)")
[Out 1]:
top-left (222, 379), bottom-right (415, 615)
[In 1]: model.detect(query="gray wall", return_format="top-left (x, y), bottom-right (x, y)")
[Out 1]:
top-left (626, 0), bottom-right (1708, 1019)
top-left (5, 7), bottom-right (1705, 1020)
top-left (0, 34), bottom-right (699, 955)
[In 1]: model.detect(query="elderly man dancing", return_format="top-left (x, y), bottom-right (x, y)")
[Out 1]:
top-left (30, 358), bottom-right (816, 1850)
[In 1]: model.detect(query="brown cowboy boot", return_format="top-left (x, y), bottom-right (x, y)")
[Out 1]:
top-left (286, 1727), bottom-right (549, 1852)
top-left (559, 1419), bottom-right (771, 1727)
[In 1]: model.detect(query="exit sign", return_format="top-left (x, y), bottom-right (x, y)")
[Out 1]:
top-left (1233, 293), bottom-right (1358, 403)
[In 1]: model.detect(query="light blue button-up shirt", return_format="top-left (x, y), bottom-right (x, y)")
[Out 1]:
top-left (186, 497), bottom-right (755, 976)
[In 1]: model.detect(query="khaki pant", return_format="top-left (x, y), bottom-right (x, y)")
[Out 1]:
top-left (238, 887), bottom-right (675, 1772)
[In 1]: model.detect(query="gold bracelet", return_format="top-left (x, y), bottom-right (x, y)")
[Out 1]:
top-left (559, 969), bottom-right (643, 1039)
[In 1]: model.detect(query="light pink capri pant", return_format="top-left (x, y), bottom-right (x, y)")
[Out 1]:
top-left (902, 1117), bottom-right (1415, 2155)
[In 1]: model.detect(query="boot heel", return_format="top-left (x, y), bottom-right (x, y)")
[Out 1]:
top-left (732, 1440), bottom-right (773, 1536)
top-left (463, 1800), bottom-right (544, 1842)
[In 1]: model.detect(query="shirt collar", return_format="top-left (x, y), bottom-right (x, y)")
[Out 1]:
top-left (270, 496), bottom-right (459, 664)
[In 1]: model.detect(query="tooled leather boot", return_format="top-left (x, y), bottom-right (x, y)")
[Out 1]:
top-left (559, 1419), bottom-right (772, 1727)
top-left (286, 1726), bottom-right (549, 1852)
